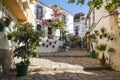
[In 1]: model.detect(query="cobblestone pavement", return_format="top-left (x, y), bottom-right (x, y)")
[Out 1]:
top-left (2, 50), bottom-right (120, 80)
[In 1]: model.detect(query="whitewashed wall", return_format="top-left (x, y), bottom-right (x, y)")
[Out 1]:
top-left (74, 16), bottom-right (87, 38)
top-left (36, 40), bottom-right (63, 53)
top-left (65, 14), bottom-right (74, 34)
top-left (34, 1), bottom-right (74, 53)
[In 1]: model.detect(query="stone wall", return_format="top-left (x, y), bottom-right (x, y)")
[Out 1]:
top-left (109, 15), bottom-right (120, 71)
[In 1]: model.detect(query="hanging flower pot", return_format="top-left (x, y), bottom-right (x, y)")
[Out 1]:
top-left (52, 45), bottom-right (55, 48)
top-left (49, 42), bottom-right (52, 45)
top-left (89, 50), bottom-right (97, 58)
top-left (0, 26), bottom-right (4, 32)
top-left (99, 35), bottom-right (103, 39)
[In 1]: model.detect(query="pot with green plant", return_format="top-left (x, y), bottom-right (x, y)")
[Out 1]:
top-left (85, 31), bottom-right (90, 35)
top-left (96, 44), bottom-right (107, 65)
top-left (7, 32), bottom-right (13, 40)
top-left (89, 50), bottom-right (97, 58)
top-left (107, 33), bottom-right (115, 41)
top-left (12, 22), bottom-right (44, 77)
top-left (108, 47), bottom-right (115, 53)
top-left (94, 30), bottom-right (99, 36)
top-left (0, 14), bottom-right (12, 32)
top-left (100, 27), bottom-right (106, 34)
top-left (49, 42), bottom-right (52, 45)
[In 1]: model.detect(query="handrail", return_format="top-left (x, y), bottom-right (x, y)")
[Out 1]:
top-left (88, 11), bottom-right (119, 32)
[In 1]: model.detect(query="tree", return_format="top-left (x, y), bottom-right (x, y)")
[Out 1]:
top-left (68, 0), bottom-right (120, 11)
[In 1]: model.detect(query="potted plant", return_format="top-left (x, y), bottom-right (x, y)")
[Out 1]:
top-left (0, 14), bottom-right (12, 32)
top-left (108, 47), bottom-right (115, 53)
top-left (103, 33), bottom-right (108, 38)
top-left (89, 50), bottom-right (97, 58)
top-left (12, 22), bottom-right (44, 77)
top-left (96, 44), bottom-right (107, 65)
top-left (107, 33), bottom-right (115, 41)
top-left (100, 27), bottom-right (106, 33)
top-left (94, 30), bottom-right (99, 36)
top-left (99, 34), bottom-right (103, 39)
top-left (42, 43), bottom-right (45, 47)
top-left (52, 45), bottom-right (55, 48)
top-left (85, 31), bottom-right (90, 35)
top-left (54, 41), bottom-right (57, 44)
top-left (49, 42), bottom-right (52, 45)
top-left (46, 44), bottom-right (48, 48)
top-left (7, 32), bottom-right (13, 40)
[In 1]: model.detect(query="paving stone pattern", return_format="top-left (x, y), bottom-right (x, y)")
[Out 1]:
top-left (1, 50), bottom-right (120, 80)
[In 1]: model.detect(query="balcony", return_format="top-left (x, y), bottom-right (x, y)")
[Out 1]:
top-left (3, 0), bottom-right (27, 22)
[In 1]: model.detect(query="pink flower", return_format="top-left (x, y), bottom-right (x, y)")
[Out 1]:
top-left (51, 14), bottom-right (56, 17)
top-left (41, 19), bottom-right (47, 25)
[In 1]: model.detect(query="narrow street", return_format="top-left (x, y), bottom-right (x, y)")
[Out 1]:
top-left (9, 49), bottom-right (120, 80)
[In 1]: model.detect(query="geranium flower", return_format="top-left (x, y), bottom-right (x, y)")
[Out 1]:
top-left (41, 19), bottom-right (48, 25)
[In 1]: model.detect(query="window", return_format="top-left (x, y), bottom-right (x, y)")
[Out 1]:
top-left (75, 26), bottom-right (79, 35)
top-left (62, 15), bottom-right (66, 24)
top-left (62, 15), bottom-right (66, 20)
top-left (37, 24), bottom-right (41, 31)
top-left (48, 27), bottom-right (53, 39)
top-left (36, 5), bottom-right (43, 20)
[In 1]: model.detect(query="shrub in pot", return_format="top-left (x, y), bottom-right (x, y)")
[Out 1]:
top-left (96, 44), bottom-right (107, 65)
top-left (12, 23), bottom-right (44, 77)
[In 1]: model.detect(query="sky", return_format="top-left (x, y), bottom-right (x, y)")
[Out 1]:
top-left (40, 0), bottom-right (89, 15)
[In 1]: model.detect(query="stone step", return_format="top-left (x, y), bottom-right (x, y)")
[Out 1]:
top-left (84, 66), bottom-right (112, 71)
top-left (39, 50), bottom-right (88, 57)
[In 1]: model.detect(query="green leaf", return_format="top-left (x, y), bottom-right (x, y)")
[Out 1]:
top-left (105, 3), bottom-right (116, 11)
top-left (68, 0), bottom-right (75, 3)
top-left (77, 0), bottom-right (84, 5)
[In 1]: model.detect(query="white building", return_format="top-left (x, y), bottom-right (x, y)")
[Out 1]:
top-left (74, 12), bottom-right (87, 38)
top-left (34, 0), bottom-right (74, 53)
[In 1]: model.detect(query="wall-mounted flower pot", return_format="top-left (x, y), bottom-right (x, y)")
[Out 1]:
top-left (42, 43), bottom-right (45, 47)
top-left (89, 50), bottom-right (97, 58)
top-left (49, 42), bottom-right (52, 45)
top-left (0, 26), bottom-right (4, 32)
top-left (99, 35), bottom-right (103, 39)
top-left (103, 33), bottom-right (108, 37)
top-left (54, 41), bottom-right (57, 44)
top-left (52, 45), bottom-right (55, 48)
top-left (46, 44), bottom-right (48, 48)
